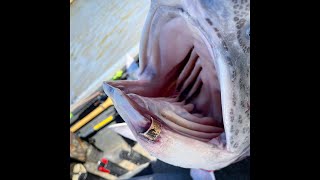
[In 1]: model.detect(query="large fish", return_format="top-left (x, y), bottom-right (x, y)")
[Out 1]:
top-left (104, 0), bottom-right (250, 177)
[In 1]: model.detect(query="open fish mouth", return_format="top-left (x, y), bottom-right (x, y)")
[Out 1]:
top-left (104, 7), bottom-right (226, 147)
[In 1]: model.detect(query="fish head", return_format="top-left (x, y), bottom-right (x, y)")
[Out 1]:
top-left (103, 0), bottom-right (250, 170)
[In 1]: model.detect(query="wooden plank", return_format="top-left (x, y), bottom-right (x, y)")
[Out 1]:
top-left (70, 0), bottom-right (150, 105)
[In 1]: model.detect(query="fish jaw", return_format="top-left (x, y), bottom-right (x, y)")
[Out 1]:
top-left (103, 0), bottom-right (250, 170)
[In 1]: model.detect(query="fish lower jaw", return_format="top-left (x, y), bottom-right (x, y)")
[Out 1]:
top-left (126, 93), bottom-right (225, 144)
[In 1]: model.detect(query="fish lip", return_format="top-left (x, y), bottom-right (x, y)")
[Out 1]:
top-left (103, 82), bottom-right (164, 142)
top-left (102, 83), bottom-right (147, 135)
